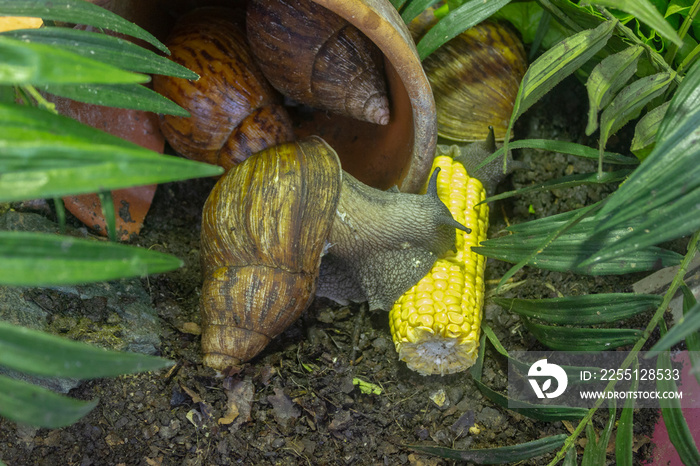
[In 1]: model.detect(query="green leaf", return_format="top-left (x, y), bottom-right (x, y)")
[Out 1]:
top-left (0, 320), bottom-right (173, 378)
top-left (0, 36), bottom-right (146, 85)
top-left (0, 0), bottom-right (169, 54)
top-left (647, 301), bottom-right (700, 355)
top-left (0, 374), bottom-right (98, 428)
top-left (523, 319), bottom-right (641, 351)
top-left (1, 27), bottom-right (197, 79)
top-left (493, 293), bottom-right (661, 325)
top-left (594, 58), bottom-right (700, 236)
top-left (0, 103), bottom-right (223, 202)
top-left (485, 169), bottom-right (631, 204)
top-left (588, 0), bottom-right (683, 46)
top-left (585, 45), bottom-right (643, 135)
top-left (470, 333), bottom-right (588, 421)
top-left (582, 401), bottom-right (616, 466)
top-left (475, 213), bottom-right (682, 276)
top-left (598, 72), bottom-right (674, 156)
top-left (353, 378), bottom-right (382, 395)
top-left (408, 434), bottom-right (567, 463)
top-left (401, 0), bottom-right (439, 25)
top-left (505, 20), bottom-right (616, 146)
top-left (416, 0), bottom-right (512, 60)
top-left (657, 325), bottom-right (700, 465)
top-left (631, 101), bottom-right (670, 161)
top-left (41, 83), bottom-right (189, 116)
top-left (0, 231), bottom-right (183, 286)
top-left (616, 357), bottom-right (639, 466)
top-left (680, 284), bottom-right (700, 385)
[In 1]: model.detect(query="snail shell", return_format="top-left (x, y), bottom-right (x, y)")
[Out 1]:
top-left (200, 136), bottom-right (342, 369)
top-left (246, 0), bottom-right (390, 125)
top-left (417, 20), bottom-right (527, 142)
top-left (152, 7), bottom-right (295, 171)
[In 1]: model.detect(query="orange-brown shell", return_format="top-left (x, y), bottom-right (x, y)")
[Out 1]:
top-left (246, 0), bottom-right (390, 125)
top-left (200, 137), bottom-right (342, 370)
top-left (420, 20), bottom-right (527, 142)
top-left (152, 7), bottom-right (295, 171)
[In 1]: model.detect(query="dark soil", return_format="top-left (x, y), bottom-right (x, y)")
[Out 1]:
top-left (0, 79), bottom-right (660, 465)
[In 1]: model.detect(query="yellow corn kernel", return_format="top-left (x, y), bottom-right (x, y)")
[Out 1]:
top-left (389, 155), bottom-right (488, 376)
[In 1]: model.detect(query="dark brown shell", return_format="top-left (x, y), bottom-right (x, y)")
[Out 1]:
top-left (152, 8), bottom-right (295, 171)
top-left (200, 136), bottom-right (342, 369)
top-left (246, 0), bottom-right (390, 125)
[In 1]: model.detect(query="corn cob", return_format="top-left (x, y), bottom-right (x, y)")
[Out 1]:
top-left (389, 155), bottom-right (488, 376)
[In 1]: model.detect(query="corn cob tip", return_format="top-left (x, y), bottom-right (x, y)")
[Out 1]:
top-left (394, 330), bottom-right (479, 376)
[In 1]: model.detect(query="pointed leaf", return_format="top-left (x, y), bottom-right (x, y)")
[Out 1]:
top-left (631, 101), bottom-right (669, 161)
top-left (486, 169), bottom-right (631, 203)
top-left (0, 231), bottom-right (183, 286)
top-left (588, 0), bottom-right (683, 46)
top-left (416, 0), bottom-right (512, 60)
top-left (0, 103), bottom-right (222, 202)
top-left (657, 334), bottom-right (700, 465)
top-left (1, 27), bottom-right (197, 79)
top-left (0, 35), bottom-right (146, 85)
top-left (408, 434), bottom-right (567, 463)
top-left (41, 83), bottom-right (189, 116)
top-left (585, 45), bottom-right (643, 135)
top-left (0, 0), bottom-right (168, 54)
top-left (647, 302), bottom-right (700, 355)
top-left (0, 321), bottom-right (173, 378)
top-left (523, 319), bottom-right (641, 351)
top-left (616, 357), bottom-right (639, 466)
top-left (0, 374), bottom-right (98, 428)
top-left (493, 293), bottom-right (661, 325)
top-left (596, 58), bottom-right (700, 229)
top-left (599, 72), bottom-right (674, 152)
top-left (401, 0), bottom-right (439, 25)
top-left (507, 20), bottom-right (615, 141)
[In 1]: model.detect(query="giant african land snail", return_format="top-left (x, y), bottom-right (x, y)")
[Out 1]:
top-left (200, 137), bottom-right (470, 370)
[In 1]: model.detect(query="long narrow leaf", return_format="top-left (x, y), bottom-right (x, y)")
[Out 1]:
top-left (416, 0), bottom-right (511, 60)
top-left (594, 58), bottom-right (700, 232)
top-left (0, 103), bottom-right (222, 201)
top-left (505, 20), bottom-right (615, 145)
top-left (585, 45), bottom-right (643, 135)
top-left (0, 0), bottom-right (169, 54)
top-left (588, 0), bottom-right (683, 46)
top-left (657, 330), bottom-right (700, 465)
top-left (523, 319), bottom-right (641, 351)
top-left (0, 36), bottom-right (146, 85)
top-left (0, 374), bottom-right (98, 428)
top-left (485, 169), bottom-right (631, 203)
top-left (631, 101), bottom-right (669, 161)
top-left (0, 231), bottom-right (182, 285)
top-left (493, 294), bottom-right (661, 325)
top-left (401, 0), bottom-right (439, 25)
top-left (0, 321), bottom-right (173, 378)
top-left (598, 72), bottom-right (674, 159)
top-left (681, 285), bottom-right (700, 385)
top-left (647, 301), bottom-right (700, 356)
top-left (1, 27), bottom-right (196, 79)
top-left (616, 357), bottom-right (639, 466)
top-left (408, 434), bottom-right (567, 463)
top-left (41, 82), bottom-right (189, 116)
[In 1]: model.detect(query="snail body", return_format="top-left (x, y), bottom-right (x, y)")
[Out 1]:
top-left (200, 136), bottom-right (467, 370)
top-left (153, 8), bottom-right (295, 171)
top-left (246, 0), bottom-right (390, 125)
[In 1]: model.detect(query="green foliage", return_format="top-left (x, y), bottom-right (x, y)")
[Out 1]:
top-left (404, 0), bottom-right (700, 464)
top-left (0, 0), bottom-right (216, 429)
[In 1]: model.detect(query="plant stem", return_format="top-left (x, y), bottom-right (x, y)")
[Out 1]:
top-left (22, 85), bottom-right (57, 113)
top-left (547, 230), bottom-right (700, 466)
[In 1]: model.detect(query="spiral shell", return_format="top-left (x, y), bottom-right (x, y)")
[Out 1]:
top-left (422, 21), bottom-right (527, 142)
top-left (200, 136), bottom-right (342, 369)
top-left (152, 8), bottom-right (295, 171)
top-left (246, 0), bottom-right (390, 125)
